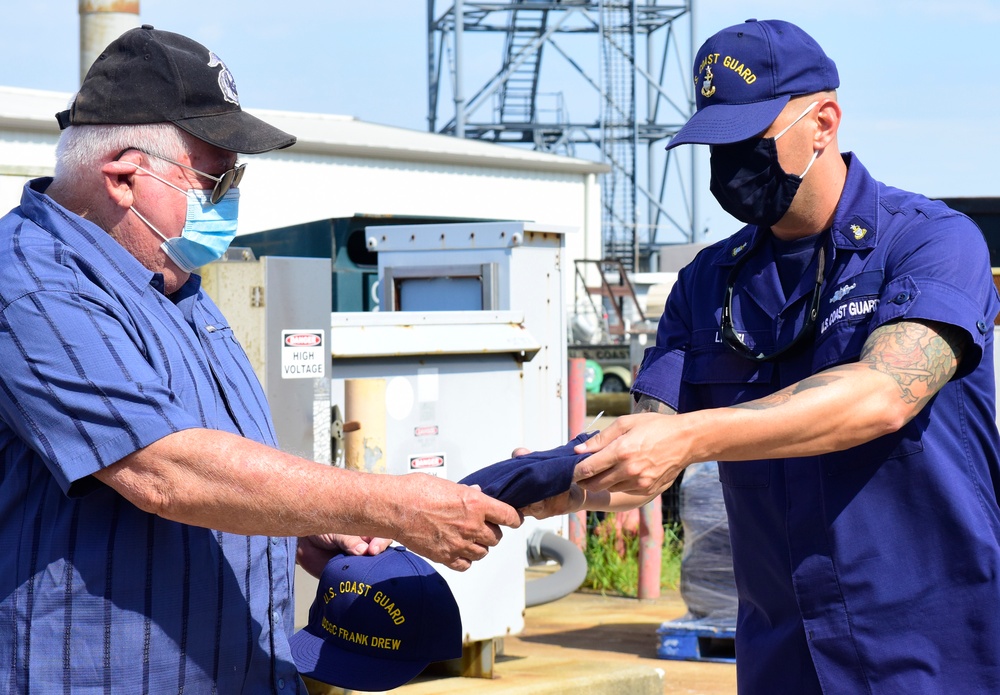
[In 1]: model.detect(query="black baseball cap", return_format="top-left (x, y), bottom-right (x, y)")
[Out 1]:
top-left (56, 25), bottom-right (295, 154)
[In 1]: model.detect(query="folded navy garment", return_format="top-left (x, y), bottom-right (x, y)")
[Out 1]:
top-left (459, 431), bottom-right (597, 508)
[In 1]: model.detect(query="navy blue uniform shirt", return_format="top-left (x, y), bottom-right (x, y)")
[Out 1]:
top-left (0, 179), bottom-right (303, 693)
top-left (634, 154), bottom-right (1000, 694)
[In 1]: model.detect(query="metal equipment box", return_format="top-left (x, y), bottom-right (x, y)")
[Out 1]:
top-left (328, 221), bottom-right (572, 657)
top-left (200, 253), bottom-right (333, 464)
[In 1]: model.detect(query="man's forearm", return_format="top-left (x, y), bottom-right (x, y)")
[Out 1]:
top-left (695, 319), bottom-right (964, 463)
top-left (93, 427), bottom-right (520, 571)
top-left (633, 393), bottom-right (677, 416)
top-left (574, 320), bottom-right (964, 496)
top-left (95, 428), bottom-right (407, 538)
top-left (627, 362), bottom-right (901, 466)
top-left (686, 362), bottom-right (905, 463)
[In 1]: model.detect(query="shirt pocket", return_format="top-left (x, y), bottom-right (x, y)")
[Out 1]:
top-left (681, 340), bottom-right (775, 409)
top-left (200, 321), bottom-right (248, 372)
top-left (821, 423), bottom-right (924, 476)
top-left (197, 320), bottom-right (275, 443)
top-left (683, 342), bottom-right (774, 488)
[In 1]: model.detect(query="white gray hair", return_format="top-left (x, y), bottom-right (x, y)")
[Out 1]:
top-left (53, 122), bottom-right (194, 186)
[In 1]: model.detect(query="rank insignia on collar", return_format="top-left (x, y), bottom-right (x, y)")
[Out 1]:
top-left (731, 241), bottom-right (747, 257)
top-left (850, 224), bottom-right (868, 241)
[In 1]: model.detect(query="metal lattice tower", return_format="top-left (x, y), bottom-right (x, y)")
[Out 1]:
top-left (427, 0), bottom-right (697, 271)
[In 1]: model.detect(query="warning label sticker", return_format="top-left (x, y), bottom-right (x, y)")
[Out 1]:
top-left (408, 453), bottom-right (446, 478)
top-left (281, 330), bottom-right (326, 379)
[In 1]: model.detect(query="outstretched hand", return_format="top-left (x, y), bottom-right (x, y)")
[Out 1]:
top-left (519, 483), bottom-right (586, 519)
top-left (390, 474), bottom-right (522, 572)
top-left (571, 412), bottom-right (688, 496)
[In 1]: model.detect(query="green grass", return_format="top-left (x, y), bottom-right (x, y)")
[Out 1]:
top-left (582, 512), bottom-right (683, 597)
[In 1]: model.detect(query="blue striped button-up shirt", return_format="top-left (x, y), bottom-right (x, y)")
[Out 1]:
top-left (0, 178), bottom-right (303, 693)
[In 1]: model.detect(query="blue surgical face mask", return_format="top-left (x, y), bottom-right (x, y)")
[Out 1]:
top-left (128, 164), bottom-right (240, 273)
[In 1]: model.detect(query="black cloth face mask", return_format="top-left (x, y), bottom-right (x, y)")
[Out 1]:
top-left (709, 101), bottom-right (819, 228)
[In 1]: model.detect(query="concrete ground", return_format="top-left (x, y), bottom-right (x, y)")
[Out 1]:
top-left (499, 586), bottom-right (737, 695)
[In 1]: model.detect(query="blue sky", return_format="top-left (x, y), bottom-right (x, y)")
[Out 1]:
top-left (2, 1), bottom-right (998, 242)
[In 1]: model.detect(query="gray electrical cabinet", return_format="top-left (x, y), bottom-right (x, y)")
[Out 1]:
top-left (200, 253), bottom-right (333, 464)
top-left (200, 223), bottom-right (574, 666)
top-left (328, 221), bottom-right (572, 652)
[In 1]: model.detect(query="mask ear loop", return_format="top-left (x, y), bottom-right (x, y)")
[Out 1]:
top-left (774, 101), bottom-right (820, 140)
top-left (128, 205), bottom-right (170, 244)
top-left (773, 100), bottom-right (821, 179)
top-left (124, 161), bottom-right (191, 197)
top-left (121, 161), bottom-right (180, 244)
top-left (798, 150), bottom-right (820, 178)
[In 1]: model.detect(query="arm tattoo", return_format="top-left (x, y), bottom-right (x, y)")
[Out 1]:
top-left (732, 373), bottom-right (845, 411)
top-left (633, 394), bottom-right (677, 415)
top-left (731, 321), bottom-right (963, 413)
top-left (859, 320), bottom-right (963, 407)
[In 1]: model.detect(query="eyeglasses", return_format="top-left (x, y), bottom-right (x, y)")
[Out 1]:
top-left (118, 148), bottom-right (245, 204)
top-left (720, 240), bottom-right (826, 363)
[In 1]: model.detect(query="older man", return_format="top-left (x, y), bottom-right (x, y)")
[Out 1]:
top-left (0, 26), bottom-right (518, 693)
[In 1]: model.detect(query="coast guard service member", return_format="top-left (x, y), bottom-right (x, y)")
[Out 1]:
top-left (0, 26), bottom-right (518, 693)
top-left (568, 18), bottom-right (1000, 694)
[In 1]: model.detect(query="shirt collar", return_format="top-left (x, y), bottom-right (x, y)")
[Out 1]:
top-left (714, 226), bottom-right (764, 269)
top-left (829, 152), bottom-right (879, 251)
top-left (22, 177), bottom-right (162, 295)
top-left (712, 152), bottom-right (880, 269)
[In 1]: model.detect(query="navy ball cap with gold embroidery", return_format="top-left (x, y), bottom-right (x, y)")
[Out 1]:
top-left (667, 19), bottom-right (839, 149)
top-left (290, 546), bottom-right (462, 691)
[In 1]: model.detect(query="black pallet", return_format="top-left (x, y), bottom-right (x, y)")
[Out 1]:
top-left (656, 619), bottom-right (736, 663)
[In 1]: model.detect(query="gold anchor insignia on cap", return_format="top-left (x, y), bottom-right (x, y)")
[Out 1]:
top-left (701, 65), bottom-right (717, 98)
top-left (850, 224), bottom-right (868, 241)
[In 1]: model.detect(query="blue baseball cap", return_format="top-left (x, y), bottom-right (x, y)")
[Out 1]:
top-left (666, 19), bottom-right (839, 149)
top-left (290, 546), bottom-right (462, 691)
top-left (460, 431), bottom-right (595, 508)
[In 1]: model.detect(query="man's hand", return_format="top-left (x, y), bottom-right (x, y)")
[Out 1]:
top-left (520, 483), bottom-right (586, 520)
top-left (507, 446), bottom-right (586, 520)
top-left (389, 474), bottom-right (522, 572)
top-left (296, 533), bottom-right (391, 578)
top-left (96, 428), bottom-right (519, 573)
top-left (568, 393), bottom-right (685, 497)
top-left (571, 412), bottom-right (687, 496)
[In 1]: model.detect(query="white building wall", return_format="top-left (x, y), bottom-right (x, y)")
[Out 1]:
top-left (0, 172), bottom-right (36, 208)
top-left (239, 153), bottom-right (587, 232)
top-left (0, 86), bottom-right (607, 314)
top-left (0, 135), bottom-right (57, 212)
top-left (236, 151), bottom-right (600, 302)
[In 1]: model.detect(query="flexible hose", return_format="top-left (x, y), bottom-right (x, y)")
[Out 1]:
top-left (525, 530), bottom-right (588, 607)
